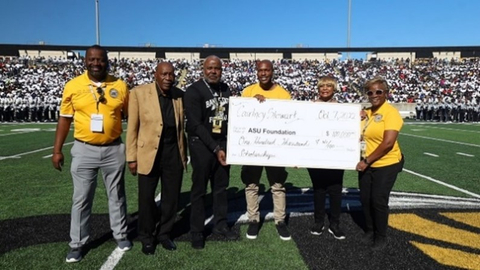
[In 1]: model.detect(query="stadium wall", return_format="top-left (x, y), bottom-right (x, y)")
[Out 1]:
top-left (291, 53), bottom-right (340, 61)
top-left (367, 52), bottom-right (416, 61)
top-left (433, 51), bottom-right (461, 59)
top-left (107, 51), bottom-right (156, 60)
top-left (19, 49), bottom-right (71, 59)
top-left (2, 44), bottom-right (480, 61)
top-left (165, 52), bottom-right (200, 61)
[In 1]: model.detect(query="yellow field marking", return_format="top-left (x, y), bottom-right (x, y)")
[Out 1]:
top-left (440, 212), bottom-right (480, 229)
top-left (410, 241), bottom-right (480, 270)
top-left (389, 213), bottom-right (480, 249)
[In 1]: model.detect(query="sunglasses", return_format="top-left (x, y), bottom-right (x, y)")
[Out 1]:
top-left (366, 90), bottom-right (385, 96)
top-left (97, 87), bottom-right (106, 103)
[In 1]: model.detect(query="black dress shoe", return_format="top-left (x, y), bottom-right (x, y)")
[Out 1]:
top-left (372, 235), bottom-right (387, 251)
top-left (212, 226), bottom-right (239, 241)
top-left (191, 232), bottom-right (205, 249)
top-left (141, 242), bottom-right (156, 255)
top-left (160, 239), bottom-right (177, 251)
top-left (361, 231), bottom-right (374, 245)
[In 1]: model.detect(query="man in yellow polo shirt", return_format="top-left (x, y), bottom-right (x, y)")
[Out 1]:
top-left (241, 60), bottom-right (292, 241)
top-left (52, 45), bottom-right (131, 263)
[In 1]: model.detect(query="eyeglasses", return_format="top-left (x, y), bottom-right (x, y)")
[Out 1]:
top-left (366, 90), bottom-right (385, 96)
top-left (97, 87), bottom-right (106, 103)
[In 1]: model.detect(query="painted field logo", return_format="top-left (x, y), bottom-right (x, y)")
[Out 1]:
top-left (280, 189), bottom-right (480, 270)
top-left (390, 212), bottom-right (480, 270)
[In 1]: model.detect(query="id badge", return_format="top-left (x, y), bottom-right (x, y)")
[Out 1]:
top-left (91, 114), bottom-right (104, 133)
top-left (360, 140), bottom-right (367, 158)
top-left (212, 116), bottom-right (223, 134)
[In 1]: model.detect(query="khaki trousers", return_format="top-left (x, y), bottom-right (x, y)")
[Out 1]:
top-left (241, 166), bottom-right (288, 224)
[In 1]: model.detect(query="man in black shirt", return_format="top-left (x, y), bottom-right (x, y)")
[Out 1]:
top-left (184, 55), bottom-right (238, 249)
top-left (126, 62), bottom-right (187, 255)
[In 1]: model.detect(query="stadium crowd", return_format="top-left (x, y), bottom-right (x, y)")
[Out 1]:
top-left (1, 55), bottom-right (479, 123)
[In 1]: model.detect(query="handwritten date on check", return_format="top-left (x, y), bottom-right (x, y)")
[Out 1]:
top-left (226, 97), bottom-right (361, 170)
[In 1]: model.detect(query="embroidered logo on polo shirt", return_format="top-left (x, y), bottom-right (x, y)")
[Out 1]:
top-left (109, 89), bottom-right (119, 98)
top-left (374, 114), bottom-right (383, 122)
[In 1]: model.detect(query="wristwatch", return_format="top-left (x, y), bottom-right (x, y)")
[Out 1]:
top-left (363, 158), bottom-right (371, 165)
top-left (213, 145), bottom-right (222, 154)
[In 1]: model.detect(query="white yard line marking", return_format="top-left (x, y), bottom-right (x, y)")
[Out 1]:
top-left (410, 125), bottom-right (480, 134)
top-left (456, 152), bottom-right (474, 157)
top-left (0, 131), bottom-right (36, 137)
top-left (101, 192), bottom-right (163, 270)
top-left (403, 168), bottom-right (480, 199)
top-left (400, 133), bottom-right (480, 148)
top-left (424, 152), bottom-right (438, 157)
top-left (0, 142), bottom-right (74, 161)
top-left (204, 215), bottom-right (214, 225)
top-left (99, 249), bottom-right (126, 270)
top-left (0, 156), bottom-right (21, 159)
top-left (42, 154), bottom-right (53, 159)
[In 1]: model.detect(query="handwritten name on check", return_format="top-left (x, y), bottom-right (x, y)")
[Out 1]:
top-left (226, 97), bottom-right (361, 170)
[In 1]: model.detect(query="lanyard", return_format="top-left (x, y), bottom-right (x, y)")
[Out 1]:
top-left (360, 113), bottom-right (374, 159)
top-left (361, 114), bottom-right (373, 139)
top-left (203, 79), bottom-right (222, 113)
top-left (89, 85), bottom-right (104, 113)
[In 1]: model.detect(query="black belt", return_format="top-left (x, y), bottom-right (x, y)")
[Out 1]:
top-left (75, 137), bottom-right (121, 146)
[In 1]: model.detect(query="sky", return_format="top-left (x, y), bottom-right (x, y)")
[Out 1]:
top-left (1, 0), bottom-right (479, 49)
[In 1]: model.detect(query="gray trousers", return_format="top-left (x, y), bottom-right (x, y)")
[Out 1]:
top-left (69, 140), bottom-right (128, 248)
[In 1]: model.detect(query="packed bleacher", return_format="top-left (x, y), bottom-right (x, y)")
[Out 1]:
top-left (0, 56), bottom-right (479, 122)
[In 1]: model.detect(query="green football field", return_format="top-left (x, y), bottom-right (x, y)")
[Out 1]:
top-left (0, 121), bottom-right (479, 269)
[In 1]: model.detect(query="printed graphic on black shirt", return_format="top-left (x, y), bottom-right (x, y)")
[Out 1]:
top-left (206, 96), bottom-right (229, 135)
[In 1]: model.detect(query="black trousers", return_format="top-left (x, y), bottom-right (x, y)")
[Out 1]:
top-left (37, 107), bottom-right (44, 122)
top-left (459, 109), bottom-right (466, 122)
top-left (415, 109), bottom-right (421, 120)
top-left (189, 136), bottom-right (229, 233)
top-left (137, 143), bottom-right (183, 244)
top-left (421, 109), bottom-right (426, 120)
top-left (240, 166), bottom-right (288, 186)
top-left (358, 158), bottom-right (403, 237)
top-left (307, 168), bottom-right (344, 225)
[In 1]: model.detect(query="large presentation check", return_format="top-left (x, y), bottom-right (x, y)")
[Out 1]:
top-left (226, 97), bottom-right (361, 170)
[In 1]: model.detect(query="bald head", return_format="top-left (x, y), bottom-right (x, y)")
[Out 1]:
top-left (257, 60), bottom-right (274, 89)
top-left (203, 55), bottom-right (222, 84)
top-left (155, 62), bottom-right (175, 92)
top-left (257, 60), bottom-right (273, 70)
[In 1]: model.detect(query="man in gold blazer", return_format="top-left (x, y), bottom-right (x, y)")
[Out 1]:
top-left (126, 62), bottom-right (187, 255)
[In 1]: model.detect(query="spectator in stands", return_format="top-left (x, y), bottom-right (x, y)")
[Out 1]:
top-left (3, 54), bottom-right (480, 121)
top-left (126, 62), bottom-right (187, 255)
top-left (184, 55), bottom-right (238, 249)
top-left (51, 45), bottom-right (131, 263)
top-left (355, 77), bottom-right (404, 251)
top-left (307, 76), bottom-right (346, 240)
top-left (240, 60), bottom-right (292, 241)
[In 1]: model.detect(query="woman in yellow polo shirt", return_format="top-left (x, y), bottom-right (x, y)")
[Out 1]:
top-left (355, 77), bottom-right (404, 251)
